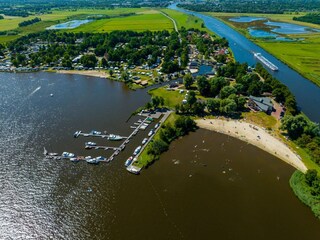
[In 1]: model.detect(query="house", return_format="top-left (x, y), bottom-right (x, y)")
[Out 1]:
top-left (248, 96), bottom-right (274, 114)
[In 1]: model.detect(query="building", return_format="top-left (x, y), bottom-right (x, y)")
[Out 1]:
top-left (248, 96), bottom-right (274, 114)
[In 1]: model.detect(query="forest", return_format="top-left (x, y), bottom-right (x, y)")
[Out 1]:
top-left (293, 13), bottom-right (320, 25)
top-left (178, 0), bottom-right (320, 13)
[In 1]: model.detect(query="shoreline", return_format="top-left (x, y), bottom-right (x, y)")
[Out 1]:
top-left (196, 118), bottom-right (307, 173)
top-left (56, 70), bottom-right (110, 78)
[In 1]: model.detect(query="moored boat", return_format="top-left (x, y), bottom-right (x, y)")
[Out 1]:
top-left (148, 129), bottom-right (154, 137)
top-left (133, 146), bottom-right (142, 156)
top-left (108, 134), bottom-right (123, 141)
top-left (125, 156), bottom-right (133, 167)
top-left (142, 138), bottom-right (148, 145)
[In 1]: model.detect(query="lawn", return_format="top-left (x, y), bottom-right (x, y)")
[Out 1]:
top-left (148, 87), bottom-right (185, 109)
top-left (161, 9), bottom-right (213, 34)
top-left (71, 11), bottom-right (173, 33)
top-left (206, 12), bottom-right (320, 87)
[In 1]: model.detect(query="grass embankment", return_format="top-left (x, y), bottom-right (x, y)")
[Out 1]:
top-left (148, 87), bottom-right (185, 109)
top-left (290, 171), bottom-right (320, 219)
top-left (135, 113), bottom-right (178, 168)
top-left (206, 12), bottom-right (320, 87)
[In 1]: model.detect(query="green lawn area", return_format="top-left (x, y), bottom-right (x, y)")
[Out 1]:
top-left (242, 111), bottom-right (278, 130)
top-left (148, 87), bottom-right (185, 109)
top-left (161, 9), bottom-right (213, 34)
top-left (72, 11), bottom-right (173, 33)
top-left (206, 12), bottom-right (320, 87)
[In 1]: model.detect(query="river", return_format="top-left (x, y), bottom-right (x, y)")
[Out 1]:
top-left (1, 72), bottom-right (320, 239)
top-left (168, 3), bottom-right (320, 123)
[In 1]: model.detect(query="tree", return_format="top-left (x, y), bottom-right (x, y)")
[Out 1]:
top-left (80, 54), bottom-right (97, 68)
top-left (197, 76), bottom-right (211, 96)
top-left (187, 91), bottom-right (197, 106)
top-left (207, 98), bottom-right (221, 113)
top-left (183, 74), bottom-right (193, 89)
top-left (220, 98), bottom-right (237, 115)
top-left (305, 169), bottom-right (318, 186)
top-left (147, 139), bottom-right (169, 156)
top-left (280, 114), bottom-right (308, 139)
top-left (220, 86), bottom-right (236, 99)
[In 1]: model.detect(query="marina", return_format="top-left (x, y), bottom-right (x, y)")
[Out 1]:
top-left (44, 110), bottom-right (171, 174)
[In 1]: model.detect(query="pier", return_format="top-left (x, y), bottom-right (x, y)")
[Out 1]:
top-left (74, 131), bottom-right (127, 140)
top-left (126, 110), bottom-right (172, 174)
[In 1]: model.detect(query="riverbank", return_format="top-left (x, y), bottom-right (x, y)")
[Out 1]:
top-left (196, 118), bottom-right (307, 172)
top-left (56, 70), bottom-right (109, 78)
top-left (290, 170), bottom-right (320, 219)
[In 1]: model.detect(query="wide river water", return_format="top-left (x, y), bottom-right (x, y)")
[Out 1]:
top-left (1, 72), bottom-right (320, 239)
top-left (169, 3), bottom-right (320, 123)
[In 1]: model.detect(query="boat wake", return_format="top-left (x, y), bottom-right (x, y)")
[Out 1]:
top-left (28, 86), bottom-right (41, 97)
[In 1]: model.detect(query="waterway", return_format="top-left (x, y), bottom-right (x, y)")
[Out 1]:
top-left (1, 72), bottom-right (320, 239)
top-left (169, 3), bottom-right (320, 123)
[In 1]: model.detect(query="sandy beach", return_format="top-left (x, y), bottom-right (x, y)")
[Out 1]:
top-left (196, 118), bottom-right (307, 172)
top-left (57, 70), bottom-right (110, 78)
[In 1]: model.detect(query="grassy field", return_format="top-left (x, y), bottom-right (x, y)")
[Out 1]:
top-left (206, 12), bottom-right (320, 87)
top-left (148, 87), bottom-right (185, 109)
top-left (0, 8), bottom-right (145, 32)
top-left (161, 9), bottom-right (213, 34)
top-left (72, 11), bottom-right (173, 33)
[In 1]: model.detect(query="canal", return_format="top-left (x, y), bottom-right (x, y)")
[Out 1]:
top-left (168, 3), bottom-right (320, 123)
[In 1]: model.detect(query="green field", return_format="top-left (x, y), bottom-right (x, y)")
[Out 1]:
top-left (207, 12), bottom-right (320, 87)
top-left (72, 11), bottom-right (173, 33)
top-left (161, 9), bottom-right (212, 34)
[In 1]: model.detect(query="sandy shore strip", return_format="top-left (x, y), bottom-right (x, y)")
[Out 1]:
top-left (196, 119), bottom-right (307, 172)
top-left (57, 70), bottom-right (110, 78)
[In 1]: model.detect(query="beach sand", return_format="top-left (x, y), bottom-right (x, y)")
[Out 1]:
top-left (57, 70), bottom-right (110, 78)
top-left (196, 118), bottom-right (307, 172)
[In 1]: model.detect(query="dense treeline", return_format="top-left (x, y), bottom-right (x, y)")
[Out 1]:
top-left (293, 13), bottom-right (320, 25)
top-left (0, 15), bottom-right (3, 20)
top-left (178, 0), bottom-right (320, 13)
top-left (0, 0), bottom-right (171, 17)
top-left (18, 17), bottom-right (41, 27)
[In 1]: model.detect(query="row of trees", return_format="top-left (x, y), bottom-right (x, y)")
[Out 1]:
top-left (178, 0), bottom-right (320, 14)
top-left (18, 17), bottom-right (41, 27)
top-left (293, 13), bottom-right (320, 25)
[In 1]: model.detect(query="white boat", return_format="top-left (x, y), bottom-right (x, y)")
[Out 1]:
top-left (70, 157), bottom-right (79, 162)
top-left (133, 146), bottom-right (142, 156)
top-left (108, 134), bottom-right (123, 141)
top-left (253, 52), bottom-right (278, 71)
top-left (91, 130), bottom-right (101, 135)
top-left (73, 131), bottom-right (81, 138)
top-left (142, 138), bottom-right (148, 145)
top-left (154, 123), bottom-right (160, 129)
top-left (85, 142), bottom-right (97, 146)
top-left (125, 156), bottom-right (133, 167)
top-left (62, 152), bottom-right (75, 158)
top-left (148, 129), bottom-right (154, 137)
top-left (50, 93), bottom-right (54, 97)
